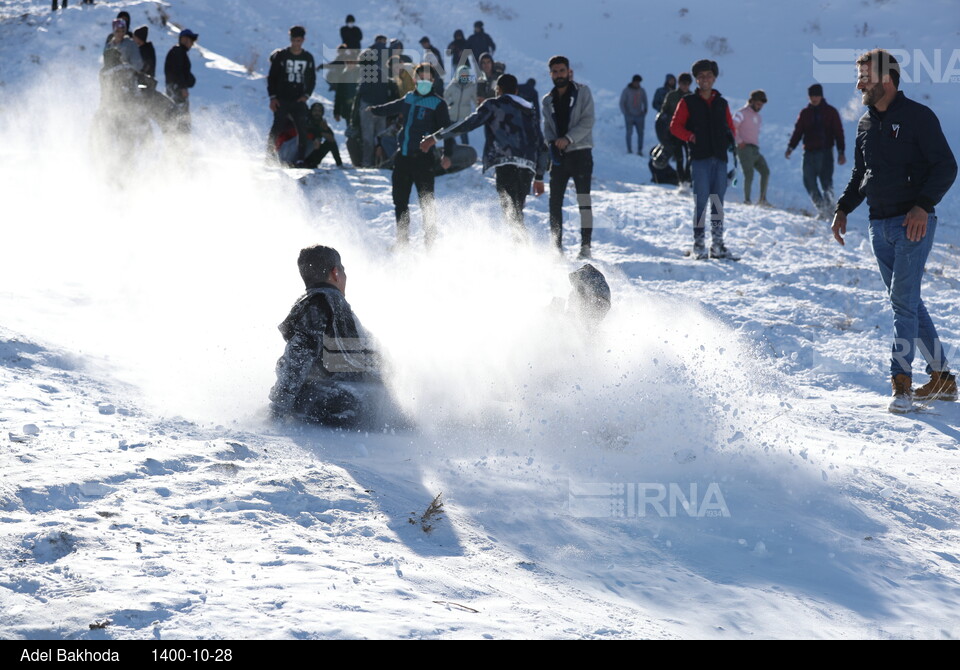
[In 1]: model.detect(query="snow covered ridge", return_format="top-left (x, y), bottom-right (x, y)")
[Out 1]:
top-left (1, 0), bottom-right (959, 641)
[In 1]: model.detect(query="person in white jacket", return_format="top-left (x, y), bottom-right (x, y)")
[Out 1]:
top-left (444, 65), bottom-right (477, 144)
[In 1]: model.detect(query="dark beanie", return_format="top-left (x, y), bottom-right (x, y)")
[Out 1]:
top-left (133, 25), bottom-right (148, 41)
top-left (808, 83), bottom-right (823, 96)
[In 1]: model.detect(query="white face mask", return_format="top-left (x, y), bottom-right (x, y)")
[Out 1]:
top-left (416, 79), bottom-right (433, 95)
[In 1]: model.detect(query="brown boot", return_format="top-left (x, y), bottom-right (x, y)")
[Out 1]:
top-left (915, 370), bottom-right (958, 401)
top-left (889, 374), bottom-right (913, 414)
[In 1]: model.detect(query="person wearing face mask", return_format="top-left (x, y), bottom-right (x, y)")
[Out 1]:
top-left (444, 66), bottom-right (477, 145)
top-left (339, 15), bottom-right (362, 51)
top-left (367, 64), bottom-right (455, 247)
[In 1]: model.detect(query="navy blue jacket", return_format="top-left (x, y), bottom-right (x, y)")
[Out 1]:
top-left (837, 91), bottom-right (957, 218)
top-left (370, 91), bottom-right (455, 158)
top-left (436, 94), bottom-right (548, 180)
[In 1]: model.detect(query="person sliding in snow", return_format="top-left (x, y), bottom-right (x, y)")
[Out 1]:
top-left (270, 246), bottom-right (390, 428)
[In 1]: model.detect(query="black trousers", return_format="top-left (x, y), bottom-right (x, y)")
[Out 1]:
top-left (495, 165), bottom-right (533, 230)
top-left (392, 152), bottom-right (437, 244)
top-left (270, 100), bottom-right (310, 161)
top-left (669, 138), bottom-right (690, 183)
top-left (549, 148), bottom-right (593, 249)
top-left (304, 139), bottom-right (343, 168)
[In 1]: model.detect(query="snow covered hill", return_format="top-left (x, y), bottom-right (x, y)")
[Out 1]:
top-left (1, 0), bottom-right (959, 639)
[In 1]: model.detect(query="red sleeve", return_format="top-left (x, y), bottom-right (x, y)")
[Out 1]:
top-left (670, 98), bottom-right (693, 142)
top-left (726, 105), bottom-right (735, 137)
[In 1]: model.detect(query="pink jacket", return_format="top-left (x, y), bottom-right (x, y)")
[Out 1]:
top-left (733, 104), bottom-right (761, 146)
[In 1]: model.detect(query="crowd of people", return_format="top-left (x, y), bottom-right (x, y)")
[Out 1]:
top-left (87, 14), bottom-right (958, 419)
top-left (96, 11), bottom-right (197, 154)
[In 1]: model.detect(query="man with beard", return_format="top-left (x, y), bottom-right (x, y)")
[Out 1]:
top-left (543, 55), bottom-right (596, 259)
top-left (831, 49), bottom-right (957, 414)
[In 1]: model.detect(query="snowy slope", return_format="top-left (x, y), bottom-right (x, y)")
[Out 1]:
top-left (1, 0), bottom-right (960, 640)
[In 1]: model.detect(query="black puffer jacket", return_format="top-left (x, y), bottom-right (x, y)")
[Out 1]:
top-left (837, 91), bottom-right (957, 218)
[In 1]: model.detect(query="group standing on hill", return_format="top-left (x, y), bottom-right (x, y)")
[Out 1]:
top-left (83, 12), bottom-right (960, 422)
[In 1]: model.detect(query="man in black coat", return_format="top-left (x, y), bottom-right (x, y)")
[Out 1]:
top-left (465, 20), bottom-right (495, 64)
top-left (447, 29), bottom-right (467, 73)
top-left (267, 26), bottom-right (317, 165)
top-left (339, 15), bottom-right (362, 50)
top-left (164, 28), bottom-right (198, 134)
top-left (132, 25), bottom-right (156, 80)
top-left (831, 49), bottom-right (958, 413)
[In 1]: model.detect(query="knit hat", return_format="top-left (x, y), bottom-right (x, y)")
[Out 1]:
top-left (808, 83), bottom-right (823, 96)
top-left (133, 25), bottom-right (148, 42)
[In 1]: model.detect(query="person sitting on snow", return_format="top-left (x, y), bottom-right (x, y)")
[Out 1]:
top-left (269, 245), bottom-right (388, 428)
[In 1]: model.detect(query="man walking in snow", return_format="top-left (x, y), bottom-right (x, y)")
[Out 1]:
top-left (164, 28), bottom-right (197, 135)
top-left (620, 74), bottom-right (648, 155)
top-left (670, 59), bottom-right (736, 259)
top-left (465, 20), bottom-right (496, 64)
top-left (831, 49), bottom-right (957, 414)
top-left (367, 63), bottom-right (454, 247)
top-left (267, 26), bottom-right (316, 166)
top-left (733, 89), bottom-right (770, 205)
top-left (422, 73), bottom-right (548, 233)
top-left (786, 84), bottom-right (846, 218)
top-left (543, 55), bottom-right (596, 259)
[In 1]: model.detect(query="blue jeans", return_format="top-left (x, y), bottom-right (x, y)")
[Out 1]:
top-left (691, 157), bottom-right (727, 244)
top-left (868, 214), bottom-right (949, 378)
top-left (624, 114), bottom-right (644, 153)
top-left (802, 148), bottom-right (834, 211)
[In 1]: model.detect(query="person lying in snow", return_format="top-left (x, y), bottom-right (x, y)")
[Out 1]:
top-left (269, 245), bottom-right (393, 428)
